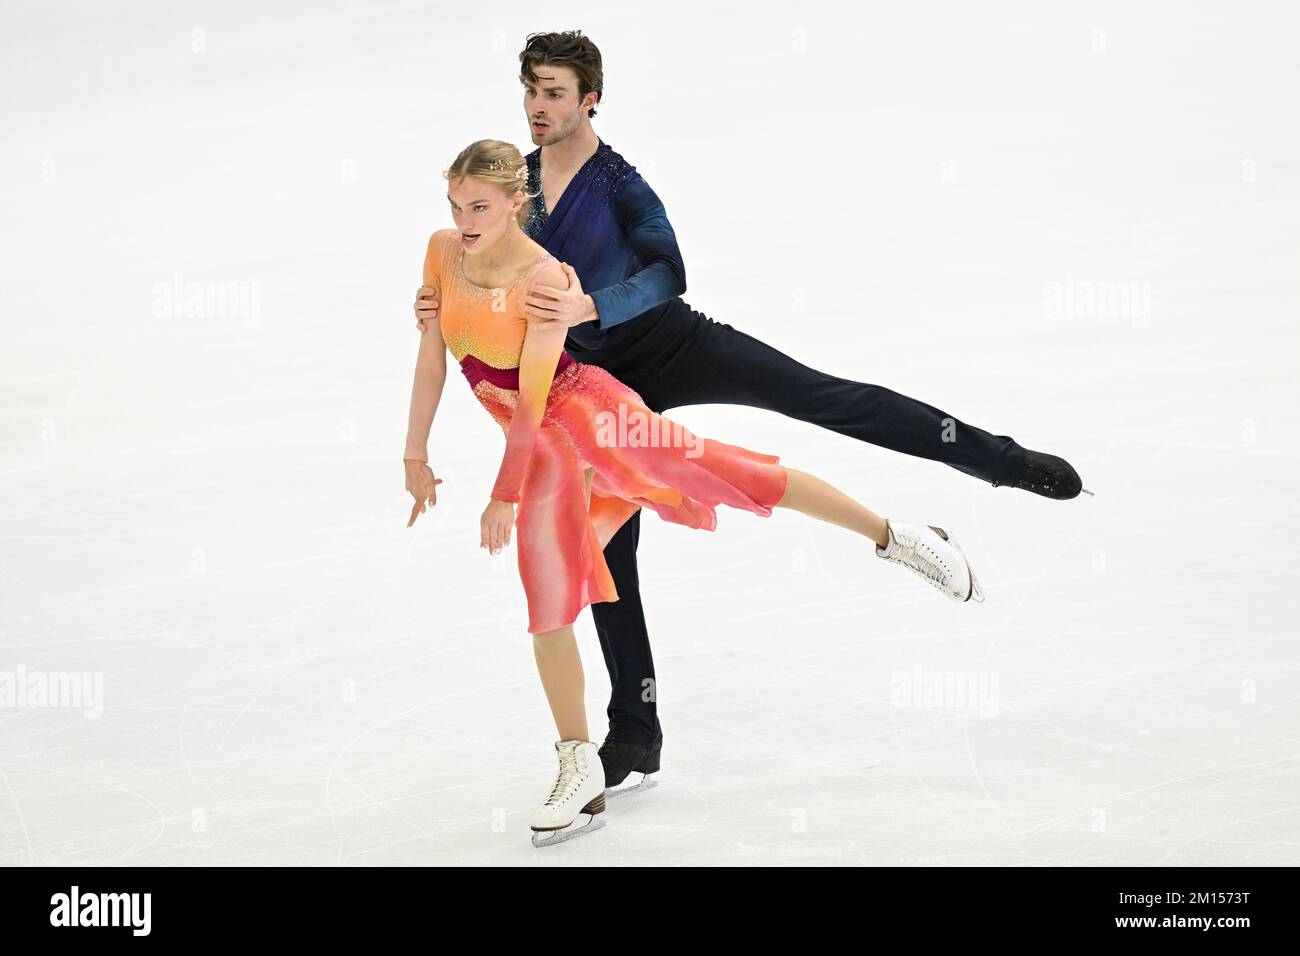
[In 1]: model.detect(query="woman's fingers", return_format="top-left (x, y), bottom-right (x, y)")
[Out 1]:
top-left (406, 470), bottom-right (445, 527)
top-left (481, 514), bottom-right (502, 554)
top-left (416, 474), bottom-right (440, 506)
top-left (478, 504), bottom-right (513, 555)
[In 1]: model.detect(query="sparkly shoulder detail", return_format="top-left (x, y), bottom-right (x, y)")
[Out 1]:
top-left (454, 249), bottom-right (553, 297)
top-left (516, 252), bottom-right (555, 288)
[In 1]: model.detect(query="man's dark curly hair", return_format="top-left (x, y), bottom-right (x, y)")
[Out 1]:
top-left (518, 31), bottom-right (604, 119)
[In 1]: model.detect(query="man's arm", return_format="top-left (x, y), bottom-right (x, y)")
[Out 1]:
top-left (588, 174), bottom-right (687, 332)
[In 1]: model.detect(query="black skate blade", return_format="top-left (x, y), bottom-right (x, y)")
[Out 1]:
top-left (530, 813), bottom-right (606, 848)
top-left (607, 773), bottom-right (658, 799)
top-left (1080, 487), bottom-right (1095, 496)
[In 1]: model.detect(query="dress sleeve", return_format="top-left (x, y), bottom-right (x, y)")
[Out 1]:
top-left (490, 267), bottom-right (570, 503)
top-left (587, 174), bottom-right (687, 331)
top-left (423, 229), bottom-right (451, 290)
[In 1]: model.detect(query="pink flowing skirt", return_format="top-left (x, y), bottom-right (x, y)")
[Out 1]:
top-left (472, 361), bottom-right (789, 634)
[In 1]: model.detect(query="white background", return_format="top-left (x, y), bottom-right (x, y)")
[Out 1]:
top-left (1, 0), bottom-right (1297, 864)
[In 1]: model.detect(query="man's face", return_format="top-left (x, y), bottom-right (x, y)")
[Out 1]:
top-left (522, 63), bottom-right (594, 145)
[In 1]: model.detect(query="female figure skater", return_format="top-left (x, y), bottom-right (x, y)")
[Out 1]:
top-left (403, 140), bottom-right (983, 846)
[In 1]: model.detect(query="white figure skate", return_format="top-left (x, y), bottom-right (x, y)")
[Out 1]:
top-left (876, 520), bottom-right (985, 603)
top-left (530, 740), bottom-right (607, 847)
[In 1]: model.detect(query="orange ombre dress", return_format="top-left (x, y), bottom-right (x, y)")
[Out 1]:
top-left (424, 229), bottom-right (788, 634)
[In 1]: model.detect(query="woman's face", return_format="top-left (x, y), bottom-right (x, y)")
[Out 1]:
top-left (447, 175), bottom-right (522, 255)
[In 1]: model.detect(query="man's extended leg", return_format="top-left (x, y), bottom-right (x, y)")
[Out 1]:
top-left (652, 306), bottom-right (1029, 486)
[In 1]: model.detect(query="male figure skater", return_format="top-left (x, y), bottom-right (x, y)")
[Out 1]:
top-left (413, 31), bottom-right (1083, 788)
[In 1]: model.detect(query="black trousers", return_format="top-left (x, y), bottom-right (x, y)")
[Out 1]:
top-left (568, 298), bottom-right (1026, 746)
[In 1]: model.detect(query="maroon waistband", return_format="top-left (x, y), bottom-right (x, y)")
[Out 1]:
top-left (459, 351), bottom-right (575, 390)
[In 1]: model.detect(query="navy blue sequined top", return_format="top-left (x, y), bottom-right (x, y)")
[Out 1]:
top-left (523, 139), bottom-right (686, 351)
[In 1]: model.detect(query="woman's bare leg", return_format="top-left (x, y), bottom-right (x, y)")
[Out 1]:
top-left (537, 467), bottom-right (889, 739)
top-left (532, 624), bottom-right (589, 742)
top-left (776, 467), bottom-right (890, 548)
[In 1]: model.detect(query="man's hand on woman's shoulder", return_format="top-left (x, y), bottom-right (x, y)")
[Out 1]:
top-left (414, 285), bottom-right (439, 332)
top-left (523, 260), bottom-right (598, 330)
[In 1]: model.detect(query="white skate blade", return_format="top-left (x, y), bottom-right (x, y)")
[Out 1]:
top-left (530, 812), bottom-right (606, 847)
top-left (607, 773), bottom-right (658, 800)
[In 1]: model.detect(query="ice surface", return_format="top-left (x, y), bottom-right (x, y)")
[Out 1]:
top-left (1, 1), bottom-right (1297, 865)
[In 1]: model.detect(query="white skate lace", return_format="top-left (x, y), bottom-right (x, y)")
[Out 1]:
top-left (543, 750), bottom-right (582, 807)
top-left (891, 536), bottom-right (947, 589)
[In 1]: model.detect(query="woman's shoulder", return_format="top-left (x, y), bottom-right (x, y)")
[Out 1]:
top-left (518, 254), bottom-right (565, 305)
top-left (526, 252), bottom-right (564, 285)
top-left (425, 228), bottom-right (461, 270)
top-left (423, 229), bottom-right (460, 288)
top-left (428, 228), bottom-right (460, 252)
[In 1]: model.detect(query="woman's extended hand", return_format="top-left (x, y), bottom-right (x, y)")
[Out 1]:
top-left (405, 460), bottom-right (443, 527)
top-left (480, 498), bottom-right (516, 555)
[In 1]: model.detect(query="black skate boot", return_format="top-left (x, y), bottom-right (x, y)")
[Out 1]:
top-left (1009, 449), bottom-right (1086, 500)
top-left (599, 737), bottom-right (661, 798)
